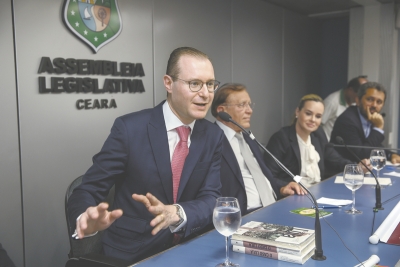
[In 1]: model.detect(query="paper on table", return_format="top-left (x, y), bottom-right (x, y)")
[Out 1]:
top-left (383, 171), bottom-right (400, 178)
top-left (317, 197), bottom-right (352, 206)
top-left (386, 161), bottom-right (400, 166)
top-left (335, 176), bottom-right (392, 186)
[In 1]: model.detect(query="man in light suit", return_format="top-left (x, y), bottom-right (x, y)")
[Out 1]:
top-left (211, 83), bottom-right (304, 215)
top-left (67, 47), bottom-right (224, 263)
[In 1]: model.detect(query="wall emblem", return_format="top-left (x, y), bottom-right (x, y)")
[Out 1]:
top-left (63, 0), bottom-right (122, 53)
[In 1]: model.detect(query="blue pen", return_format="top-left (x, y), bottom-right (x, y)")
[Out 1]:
top-left (311, 206), bottom-right (340, 209)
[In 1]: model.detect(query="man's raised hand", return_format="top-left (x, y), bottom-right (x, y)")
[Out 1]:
top-left (366, 108), bottom-right (384, 129)
top-left (132, 193), bottom-right (180, 235)
top-left (76, 202), bottom-right (123, 239)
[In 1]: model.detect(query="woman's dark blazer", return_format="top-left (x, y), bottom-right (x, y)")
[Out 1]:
top-left (264, 124), bottom-right (352, 183)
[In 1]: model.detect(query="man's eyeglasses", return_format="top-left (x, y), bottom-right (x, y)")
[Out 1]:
top-left (222, 102), bottom-right (255, 110)
top-left (171, 77), bottom-right (220, 92)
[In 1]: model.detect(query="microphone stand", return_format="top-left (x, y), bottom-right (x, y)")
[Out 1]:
top-left (335, 137), bottom-right (383, 210)
top-left (218, 112), bottom-right (326, 261)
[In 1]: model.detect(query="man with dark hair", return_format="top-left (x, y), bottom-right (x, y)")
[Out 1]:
top-left (211, 83), bottom-right (304, 215)
top-left (321, 75), bottom-right (368, 140)
top-left (331, 81), bottom-right (400, 163)
top-left (67, 47), bottom-right (224, 263)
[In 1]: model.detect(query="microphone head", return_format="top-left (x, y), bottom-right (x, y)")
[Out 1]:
top-left (218, 111), bottom-right (232, 122)
top-left (381, 112), bottom-right (386, 117)
top-left (336, 136), bottom-right (344, 145)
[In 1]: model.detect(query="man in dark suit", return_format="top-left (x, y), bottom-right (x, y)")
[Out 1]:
top-left (67, 47), bottom-right (224, 263)
top-left (331, 81), bottom-right (400, 163)
top-left (210, 83), bottom-right (304, 215)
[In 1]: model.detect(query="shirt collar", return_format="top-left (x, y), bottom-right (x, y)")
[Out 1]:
top-left (216, 120), bottom-right (238, 141)
top-left (163, 101), bottom-right (195, 131)
top-left (357, 107), bottom-right (371, 129)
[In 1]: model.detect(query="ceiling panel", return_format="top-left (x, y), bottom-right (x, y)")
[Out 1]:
top-left (260, 0), bottom-right (395, 17)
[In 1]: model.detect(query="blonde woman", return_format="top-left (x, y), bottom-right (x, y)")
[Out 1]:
top-left (264, 94), bottom-right (368, 187)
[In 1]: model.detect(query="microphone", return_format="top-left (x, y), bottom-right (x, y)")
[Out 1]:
top-left (381, 112), bottom-right (386, 117)
top-left (218, 111), bottom-right (327, 261)
top-left (218, 111), bottom-right (232, 123)
top-left (335, 136), bottom-right (383, 210)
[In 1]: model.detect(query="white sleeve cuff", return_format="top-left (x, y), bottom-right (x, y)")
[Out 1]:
top-left (169, 204), bottom-right (187, 233)
top-left (373, 127), bottom-right (384, 135)
top-left (72, 213), bottom-right (98, 239)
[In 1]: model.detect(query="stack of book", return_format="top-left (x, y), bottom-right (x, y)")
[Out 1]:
top-left (231, 221), bottom-right (315, 264)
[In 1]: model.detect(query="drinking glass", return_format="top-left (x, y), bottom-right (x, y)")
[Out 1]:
top-left (343, 164), bottom-right (364, 214)
top-left (370, 149), bottom-right (386, 180)
top-left (213, 197), bottom-right (242, 267)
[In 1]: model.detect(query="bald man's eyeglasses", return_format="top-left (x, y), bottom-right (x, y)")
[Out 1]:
top-left (171, 77), bottom-right (220, 92)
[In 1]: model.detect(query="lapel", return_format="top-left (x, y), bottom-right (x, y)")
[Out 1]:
top-left (222, 134), bottom-right (246, 191)
top-left (289, 124), bottom-right (301, 171)
top-left (176, 119), bottom-right (207, 201)
top-left (148, 101), bottom-right (173, 204)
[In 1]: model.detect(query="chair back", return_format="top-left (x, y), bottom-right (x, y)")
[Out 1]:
top-left (65, 175), bottom-right (115, 258)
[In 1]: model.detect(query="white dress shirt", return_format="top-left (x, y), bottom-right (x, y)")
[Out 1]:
top-left (321, 89), bottom-right (348, 141)
top-left (163, 101), bottom-right (195, 232)
top-left (297, 134), bottom-right (321, 187)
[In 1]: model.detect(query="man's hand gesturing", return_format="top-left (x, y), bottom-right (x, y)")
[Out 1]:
top-left (76, 203), bottom-right (123, 239)
top-left (132, 193), bottom-right (180, 235)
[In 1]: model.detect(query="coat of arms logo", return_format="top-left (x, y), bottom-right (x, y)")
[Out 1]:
top-left (63, 0), bottom-right (122, 53)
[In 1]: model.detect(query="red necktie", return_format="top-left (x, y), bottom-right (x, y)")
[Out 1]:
top-left (171, 126), bottom-right (190, 203)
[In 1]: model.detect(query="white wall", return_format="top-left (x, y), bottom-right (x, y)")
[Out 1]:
top-left (0, 1), bottom-right (23, 267)
top-left (14, 1), bottom-right (154, 266)
top-left (282, 9), bottom-right (322, 129)
top-left (231, 0), bottom-right (285, 142)
top-left (1, 0), bottom-right (323, 266)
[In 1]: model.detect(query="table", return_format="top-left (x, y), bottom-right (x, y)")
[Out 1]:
top-left (132, 165), bottom-right (400, 266)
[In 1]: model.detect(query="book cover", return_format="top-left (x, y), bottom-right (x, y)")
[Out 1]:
top-left (386, 222), bottom-right (400, 245)
top-left (372, 200), bottom-right (400, 245)
top-left (232, 241), bottom-right (314, 264)
top-left (290, 208), bottom-right (332, 218)
top-left (232, 221), bottom-right (315, 250)
top-left (231, 234), bottom-right (315, 256)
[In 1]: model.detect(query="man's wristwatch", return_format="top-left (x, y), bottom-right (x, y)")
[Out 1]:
top-left (172, 204), bottom-right (184, 226)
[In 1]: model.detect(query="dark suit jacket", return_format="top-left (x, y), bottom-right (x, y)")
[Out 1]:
top-left (220, 132), bottom-right (287, 215)
top-left (67, 101), bottom-right (224, 263)
top-left (0, 243), bottom-right (15, 267)
top-left (265, 124), bottom-right (352, 183)
top-left (330, 106), bottom-right (390, 161)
